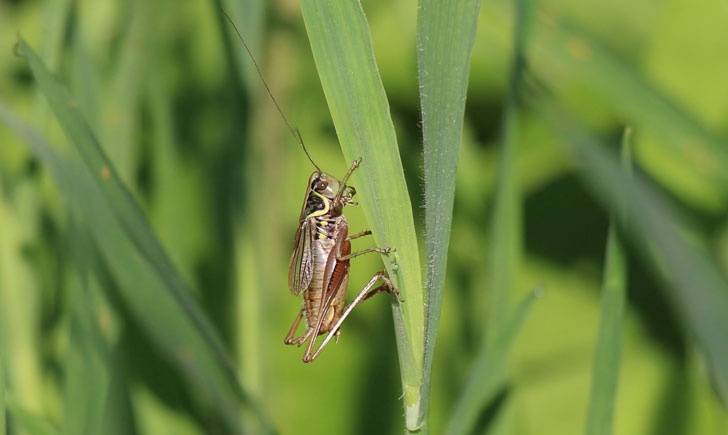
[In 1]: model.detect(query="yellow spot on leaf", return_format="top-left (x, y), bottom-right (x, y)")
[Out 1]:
top-left (102, 167), bottom-right (111, 180)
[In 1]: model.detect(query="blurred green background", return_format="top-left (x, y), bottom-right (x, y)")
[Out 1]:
top-left (1, 0), bottom-right (728, 434)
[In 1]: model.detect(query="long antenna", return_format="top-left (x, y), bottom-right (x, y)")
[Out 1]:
top-left (222, 10), bottom-right (322, 172)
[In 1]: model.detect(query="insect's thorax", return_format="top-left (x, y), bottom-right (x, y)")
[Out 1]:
top-left (312, 214), bottom-right (343, 242)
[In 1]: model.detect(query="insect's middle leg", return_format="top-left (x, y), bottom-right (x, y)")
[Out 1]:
top-left (337, 246), bottom-right (393, 262)
top-left (347, 230), bottom-right (372, 241)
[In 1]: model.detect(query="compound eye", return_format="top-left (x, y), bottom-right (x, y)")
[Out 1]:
top-left (316, 180), bottom-right (328, 191)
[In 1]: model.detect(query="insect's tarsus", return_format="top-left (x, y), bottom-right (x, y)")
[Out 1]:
top-left (222, 10), bottom-right (322, 172)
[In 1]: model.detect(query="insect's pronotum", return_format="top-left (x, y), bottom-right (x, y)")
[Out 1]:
top-left (224, 12), bottom-right (403, 362)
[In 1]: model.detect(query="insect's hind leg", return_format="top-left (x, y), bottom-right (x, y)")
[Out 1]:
top-left (284, 309), bottom-right (312, 346)
top-left (302, 270), bottom-right (402, 363)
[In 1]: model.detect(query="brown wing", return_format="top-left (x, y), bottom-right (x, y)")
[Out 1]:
top-left (288, 218), bottom-right (314, 295)
top-left (308, 219), bottom-right (350, 336)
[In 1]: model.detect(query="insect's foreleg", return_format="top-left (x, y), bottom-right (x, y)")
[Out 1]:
top-left (346, 230), bottom-right (372, 241)
top-left (337, 246), bottom-right (392, 261)
top-left (333, 158), bottom-right (361, 205)
top-left (339, 158), bottom-right (361, 188)
top-left (303, 270), bottom-right (401, 363)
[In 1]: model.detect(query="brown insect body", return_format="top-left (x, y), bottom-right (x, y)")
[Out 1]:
top-left (304, 214), bottom-right (349, 337)
top-left (285, 164), bottom-right (401, 362)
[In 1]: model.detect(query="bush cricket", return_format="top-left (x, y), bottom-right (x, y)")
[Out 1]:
top-left (224, 12), bottom-right (403, 363)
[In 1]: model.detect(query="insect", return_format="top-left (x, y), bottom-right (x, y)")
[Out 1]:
top-left (223, 12), bottom-right (403, 362)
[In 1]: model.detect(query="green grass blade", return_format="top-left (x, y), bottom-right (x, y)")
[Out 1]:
top-left (547, 110), bottom-right (728, 404)
top-left (484, 0), bottom-right (534, 344)
top-left (33, 0), bottom-right (71, 124)
top-left (417, 0), bottom-right (483, 427)
top-left (14, 36), bottom-right (238, 394)
top-left (63, 227), bottom-right (109, 435)
top-left (298, 0), bottom-right (424, 425)
top-left (5, 394), bottom-right (57, 435)
top-left (445, 289), bottom-right (541, 435)
top-left (101, 2), bottom-right (148, 183)
top-left (0, 104), bottom-right (235, 432)
top-left (0, 106), bottom-right (272, 433)
top-left (584, 128), bottom-right (631, 435)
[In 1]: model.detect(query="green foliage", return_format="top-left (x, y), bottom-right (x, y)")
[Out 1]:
top-left (446, 289), bottom-right (540, 434)
top-left (298, 0), bottom-right (424, 426)
top-left (584, 129), bottom-right (630, 435)
top-left (1, 0), bottom-right (728, 433)
top-left (416, 0), bottom-right (483, 429)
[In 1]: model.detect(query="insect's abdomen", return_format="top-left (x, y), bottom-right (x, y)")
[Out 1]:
top-left (303, 240), bottom-right (334, 329)
top-left (303, 216), bottom-right (349, 334)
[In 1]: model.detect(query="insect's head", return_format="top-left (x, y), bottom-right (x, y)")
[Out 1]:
top-left (306, 171), bottom-right (357, 214)
top-left (309, 172), bottom-right (356, 202)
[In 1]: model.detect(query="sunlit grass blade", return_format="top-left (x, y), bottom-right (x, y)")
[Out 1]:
top-left (298, 0), bottom-right (424, 426)
top-left (445, 288), bottom-right (541, 435)
top-left (545, 109), bottom-right (728, 404)
top-left (584, 128), bottom-right (631, 435)
top-left (5, 393), bottom-right (57, 435)
top-left (416, 0), bottom-right (483, 428)
top-left (0, 104), bottom-right (271, 433)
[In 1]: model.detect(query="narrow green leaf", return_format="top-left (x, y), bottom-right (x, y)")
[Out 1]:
top-left (484, 0), bottom-right (534, 344)
top-left (5, 394), bottom-right (57, 435)
top-left (14, 36), bottom-right (238, 398)
top-left (584, 128), bottom-right (630, 435)
top-left (445, 289), bottom-right (541, 435)
top-left (298, 0), bottom-right (424, 424)
top-left (417, 0), bottom-right (483, 428)
top-left (0, 105), bottom-right (271, 433)
top-left (70, 17), bottom-right (101, 135)
top-left (220, 0), bottom-right (265, 90)
top-left (547, 109), bottom-right (728, 404)
top-left (63, 227), bottom-right (109, 435)
top-left (101, 1), bottom-right (148, 183)
top-left (33, 0), bottom-right (71, 124)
